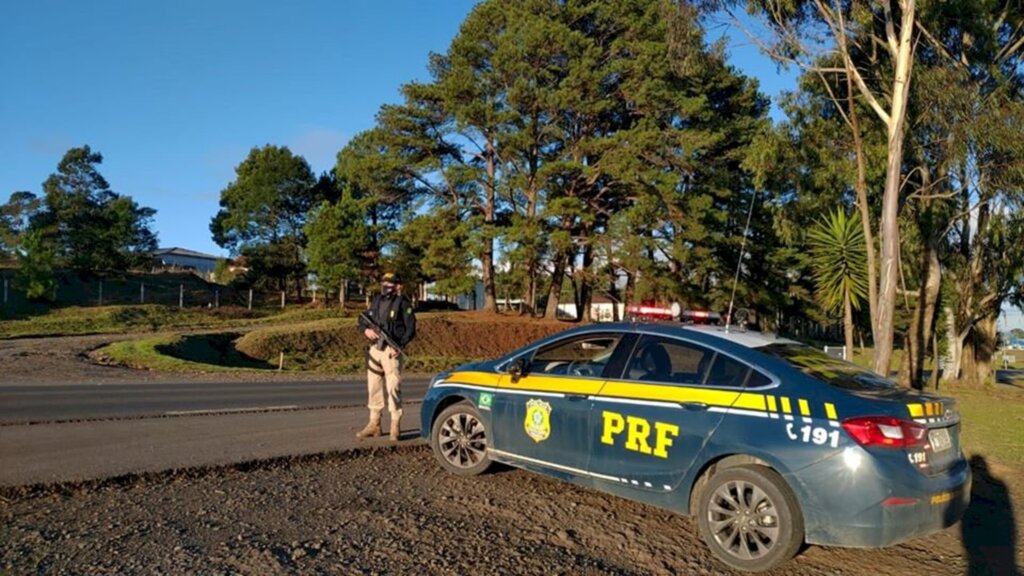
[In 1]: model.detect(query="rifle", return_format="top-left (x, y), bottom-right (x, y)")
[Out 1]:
top-left (359, 311), bottom-right (406, 359)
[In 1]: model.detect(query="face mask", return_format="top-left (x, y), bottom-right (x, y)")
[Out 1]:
top-left (382, 284), bottom-right (396, 295)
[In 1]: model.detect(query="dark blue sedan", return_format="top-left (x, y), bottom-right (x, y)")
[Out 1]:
top-left (421, 322), bottom-right (971, 572)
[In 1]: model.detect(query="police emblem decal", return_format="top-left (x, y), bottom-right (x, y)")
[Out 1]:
top-left (524, 399), bottom-right (552, 442)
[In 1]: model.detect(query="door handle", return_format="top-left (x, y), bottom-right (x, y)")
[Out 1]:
top-left (681, 402), bottom-right (708, 411)
top-left (566, 394), bottom-right (588, 402)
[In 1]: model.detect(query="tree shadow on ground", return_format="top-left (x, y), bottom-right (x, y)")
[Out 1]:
top-left (961, 455), bottom-right (1020, 576)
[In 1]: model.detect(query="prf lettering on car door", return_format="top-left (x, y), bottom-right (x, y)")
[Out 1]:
top-left (601, 410), bottom-right (679, 458)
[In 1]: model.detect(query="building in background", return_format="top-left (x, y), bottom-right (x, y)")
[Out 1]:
top-left (422, 279), bottom-right (485, 311)
top-left (150, 247), bottom-right (221, 278)
top-left (556, 294), bottom-right (624, 322)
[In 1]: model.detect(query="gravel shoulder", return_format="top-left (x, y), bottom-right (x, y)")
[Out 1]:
top-left (3, 447), bottom-right (1021, 576)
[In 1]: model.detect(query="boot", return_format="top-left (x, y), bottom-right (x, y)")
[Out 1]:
top-left (389, 416), bottom-right (401, 442)
top-left (355, 412), bottom-right (382, 439)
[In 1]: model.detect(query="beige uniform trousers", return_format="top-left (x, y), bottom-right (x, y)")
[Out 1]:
top-left (367, 345), bottom-right (403, 418)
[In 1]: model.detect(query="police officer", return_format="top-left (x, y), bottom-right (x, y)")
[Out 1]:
top-left (356, 272), bottom-right (416, 441)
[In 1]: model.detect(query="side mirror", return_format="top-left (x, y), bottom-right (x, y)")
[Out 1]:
top-left (509, 357), bottom-right (529, 383)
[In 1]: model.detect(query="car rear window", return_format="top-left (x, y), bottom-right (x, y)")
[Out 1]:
top-left (760, 344), bottom-right (897, 391)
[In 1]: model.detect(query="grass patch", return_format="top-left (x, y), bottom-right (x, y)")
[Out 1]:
top-left (0, 305), bottom-right (273, 339)
top-left (948, 385), bottom-right (1024, 466)
top-left (0, 303), bottom-right (362, 339)
top-left (94, 333), bottom-right (273, 372)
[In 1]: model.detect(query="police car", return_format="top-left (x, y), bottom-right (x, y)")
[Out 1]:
top-left (420, 322), bottom-right (971, 572)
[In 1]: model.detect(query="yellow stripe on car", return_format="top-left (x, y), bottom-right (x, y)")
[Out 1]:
top-left (449, 371), bottom-right (838, 423)
top-left (504, 375), bottom-right (605, 395)
top-left (825, 402), bottom-right (838, 420)
top-left (599, 382), bottom-right (743, 407)
top-left (448, 371), bottom-right (503, 387)
top-left (780, 396), bottom-right (793, 414)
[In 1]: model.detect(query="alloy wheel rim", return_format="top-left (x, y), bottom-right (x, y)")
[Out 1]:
top-left (438, 411), bottom-right (487, 468)
top-left (707, 480), bottom-right (780, 560)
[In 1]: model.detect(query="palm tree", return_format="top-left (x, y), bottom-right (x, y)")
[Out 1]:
top-left (808, 209), bottom-right (870, 360)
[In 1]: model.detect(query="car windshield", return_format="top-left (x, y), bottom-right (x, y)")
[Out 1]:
top-left (760, 344), bottom-right (898, 391)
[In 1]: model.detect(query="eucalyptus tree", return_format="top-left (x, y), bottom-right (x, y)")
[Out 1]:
top-left (746, 65), bottom-right (890, 341)
top-left (906, 0), bottom-right (1024, 386)
top-left (721, 0), bottom-right (922, 376)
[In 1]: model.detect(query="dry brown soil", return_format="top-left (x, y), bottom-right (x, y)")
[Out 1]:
top-left (236, 313), bottom-right (571, 364)
top-left (2, 446), bottom-right (1021, 576)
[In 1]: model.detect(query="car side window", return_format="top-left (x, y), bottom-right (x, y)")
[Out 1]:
top-left (746, 368), bottom-right (772, 388)
top-left (528, 335), bottom-right (623, 378)
top-left (625, 336), bottom-right (713, 385)
top-left (704, 353), bottom-right (754, 388)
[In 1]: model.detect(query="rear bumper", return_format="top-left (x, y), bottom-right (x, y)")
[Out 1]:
top-left (794, 449), bottom-right (972, 548)
top-left (817, 478), bottom-right (970, 547)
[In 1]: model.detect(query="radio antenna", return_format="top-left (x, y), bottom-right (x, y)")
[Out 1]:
top-left (725, 190), bottom-right (758, 333)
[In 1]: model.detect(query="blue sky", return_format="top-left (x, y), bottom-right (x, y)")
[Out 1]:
top-left (2, 2), bottom-right (1018, 329)
top-left (0, 1), bottom-right (792, 256)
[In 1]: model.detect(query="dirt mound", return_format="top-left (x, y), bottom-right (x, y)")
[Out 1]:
top-left (236, 314), bottom-right (571, 367)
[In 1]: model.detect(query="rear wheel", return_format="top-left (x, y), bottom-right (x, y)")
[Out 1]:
top-left (696, 465), bottom-right (803, 572)
top-left (430, 401), bottom-right (492, 476)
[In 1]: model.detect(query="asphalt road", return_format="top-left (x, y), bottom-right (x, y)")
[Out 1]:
top-left (2, 370), bottom-right (1019, 424)
top-left (0, 378), bottom-right (431, 424)
top-left (0, 405), bottom-right (426, 487)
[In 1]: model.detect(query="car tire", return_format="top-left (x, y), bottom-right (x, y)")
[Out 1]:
top-left (696, 465), bottom-right (804, 572)
top-left (430, 400), bottom-right (492, 477)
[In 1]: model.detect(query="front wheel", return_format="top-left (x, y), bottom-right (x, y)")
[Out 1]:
top-left (430, 400), bottom-right (492, 476)
top-left (696, 465), bottom-right (804, 572)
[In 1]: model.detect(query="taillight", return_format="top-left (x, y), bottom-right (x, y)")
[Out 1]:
top-left (841, 416), bottom-right (927, 448)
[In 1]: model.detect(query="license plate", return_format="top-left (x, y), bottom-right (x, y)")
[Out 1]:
top-left (929, 427), bottom-right (952, 452)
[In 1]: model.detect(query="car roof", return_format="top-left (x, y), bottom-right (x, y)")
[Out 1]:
top-left (565, 322), bottom-right (799, 349)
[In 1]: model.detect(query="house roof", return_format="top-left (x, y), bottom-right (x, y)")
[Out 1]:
top-left (151, 247), bottom-right (222, 261)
